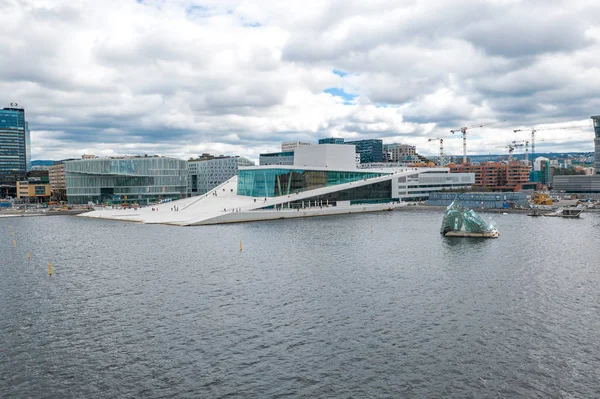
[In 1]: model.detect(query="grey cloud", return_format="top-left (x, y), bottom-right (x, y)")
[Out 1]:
top-left (2, 0), bottom-right (599, 160)
top-left (29, 3), bottom-right (82, 23)
top-left (461, 12), bottom-right (592, 58)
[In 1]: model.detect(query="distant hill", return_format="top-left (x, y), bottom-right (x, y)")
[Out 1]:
top-left (438, 152), bottom-right (594, 163)
top-left (31, 160), bottom-right (56, 167)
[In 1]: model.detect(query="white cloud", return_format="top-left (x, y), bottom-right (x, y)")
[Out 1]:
top-left (1, 0), bottom-right (599, 162)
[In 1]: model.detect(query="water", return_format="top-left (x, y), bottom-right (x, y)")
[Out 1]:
top-left (1, 211), bottom-right (600, 398)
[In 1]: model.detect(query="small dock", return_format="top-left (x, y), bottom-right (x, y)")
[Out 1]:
top-left (444, 231), bottom-right (500, 238)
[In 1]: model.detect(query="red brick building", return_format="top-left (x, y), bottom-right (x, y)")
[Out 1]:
top-left (449, 162), bottom-right (530, 191)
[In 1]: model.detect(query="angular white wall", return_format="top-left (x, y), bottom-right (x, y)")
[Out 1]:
top-left (294, 144), bottom-right (357, 169)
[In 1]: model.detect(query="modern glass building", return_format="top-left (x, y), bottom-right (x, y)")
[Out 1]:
top-left (188, 155), bottom-right (254, 195)
top-left (65, 156), bottom-right (188, 204)
top-left (258, 151), bottom-right (295, 166)
top-left (0, 106), bottom-right (28, 197)
top-left (592, 115), bottom-right (600, 174)
top-left (546, 117), bottom-right (600, 193)
top-left (237, 165), bottom-right (474, 205)
top-left (553, 175), bottom-right (600, 192)
top-left (318, 137), bottom-right (345, 145)
top-left (238, 168), bottom-right (384, 197)
top-left (346, 139), bottom-right (384, 163)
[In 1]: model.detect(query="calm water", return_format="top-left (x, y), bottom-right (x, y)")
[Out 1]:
top-left (1, 211), bottom-right (600, 398)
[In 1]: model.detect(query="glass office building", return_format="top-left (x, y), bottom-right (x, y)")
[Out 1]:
top-left (238, 168), bottom-right (386, 197)
top-left (0, 106), bottom-right (28, 197)
top-left (346, 139), bottom-right (384, 163)
top-left (592, 116), bottom-right (600, 174)
top-left (66, 157), bottom-right (188, 204)
top-left (259, 151), bottom-right (295, 166)
top-left (544, 117), bottom-right (600, 193)
top-left (318, 137), bottom-right (345, 145)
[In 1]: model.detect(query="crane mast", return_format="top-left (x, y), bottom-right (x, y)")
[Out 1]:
top-left (511, 140), bottom-right (529, 163)
top-left (514, 129), bottom-right (539, 160)
top-left (513, 125), bottom-right (584, 162)
top-left (428, 138), bottom-right (444, 165)
top-left (497, 142), bottom-right (524, 162)
top-left (508, 143), bottom-right (523, 161)
top-left (451, 121), bottom-right (504, 164)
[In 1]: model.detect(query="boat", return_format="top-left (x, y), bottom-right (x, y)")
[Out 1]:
top-left (527, 208), bottom-right (543, 217)
top-left (441, 201), bottom-right (499, 238)
top-left (543, 207), bottom-right (584, 218)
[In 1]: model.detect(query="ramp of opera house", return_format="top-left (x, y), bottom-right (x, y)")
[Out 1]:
top-left (78, 170), bottom-right (412, 226)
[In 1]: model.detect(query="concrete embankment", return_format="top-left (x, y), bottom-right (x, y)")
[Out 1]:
top-left (397, 204), bottom-right (600, 214)
top-left (185, 203), bottom-right (406, 226)
top-left (0, 210), bottom-right (89, 218)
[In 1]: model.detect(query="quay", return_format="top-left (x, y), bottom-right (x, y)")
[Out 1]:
top-left (0, 209), bottom-right (89, 218)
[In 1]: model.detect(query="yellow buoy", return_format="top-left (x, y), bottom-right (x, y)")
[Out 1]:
top-left (13, 239), bottom-right (16, 247)
top-left (48, 262), bottom-right (53, 276)
top-left (27, 251), bottom-right (31, 260)
top-left (240, 240), bottom-right (243, 252)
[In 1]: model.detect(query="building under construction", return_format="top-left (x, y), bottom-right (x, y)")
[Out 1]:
top-left (449, 162), bottom-right (530, 191)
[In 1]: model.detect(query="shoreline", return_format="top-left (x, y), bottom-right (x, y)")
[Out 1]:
top-left (0, 210), bottom-right (89, 218)
top-left (391, 204), bottom-right (600, 214)
top-left (2, 204), bottom-right (598, 220)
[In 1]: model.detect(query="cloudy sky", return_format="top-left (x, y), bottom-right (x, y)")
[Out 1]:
top-left (2, 0), bottom-right (599, 161)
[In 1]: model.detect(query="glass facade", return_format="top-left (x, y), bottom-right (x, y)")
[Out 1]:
top-left (65, 157), bottom-right (188, 204)
top-left (285, 180), bottom-right (393, 206)
top-left (346, 139), bottom-right (384, 163)
top-left (237, 168), bottom-right (386, 197)
top-left (259, 151), bottom-right (294, 166)
top-left (26, 122), bottom-right (31, 171)
top-left (592, 116), bottom-right (600, 174)
top-left (318, 137), bottom-right (345, 144)
top-left (0, 107), bottom-right (28, 197)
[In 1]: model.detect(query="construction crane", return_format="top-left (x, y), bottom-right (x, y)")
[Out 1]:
top-left (428, 137), bottom-right (445, 165)
top-left (513, 125), bottom-right (585, 161)
top-left (451, 121), bottom-right (505, 164)
top-left (497, 142), bottom-right (524, 162)
top-left (511, 140), bottom-right (529, 163)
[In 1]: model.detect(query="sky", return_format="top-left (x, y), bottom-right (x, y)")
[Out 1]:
top-left (2, 0), bottom-right (600, 162)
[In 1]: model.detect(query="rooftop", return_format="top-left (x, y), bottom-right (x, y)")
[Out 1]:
top-left (67, 155), bottom-right (171, 161)
top-left (188, 153), bottom-right (242, 162)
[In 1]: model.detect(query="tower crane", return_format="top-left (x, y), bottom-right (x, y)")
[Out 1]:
top-left (451, 121), bottom-right (505, 164)
top-left (513, 125), bottom-right (585, 161)
top-left (428, 137), bottom-right (445, 165)
top-left (497, 142), bottom-right (524, 162)
top-left (511, 140), bottom-right (529, 163)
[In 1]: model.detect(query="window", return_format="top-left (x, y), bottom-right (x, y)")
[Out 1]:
top-left (237, 169), bottom-right (386, 197)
